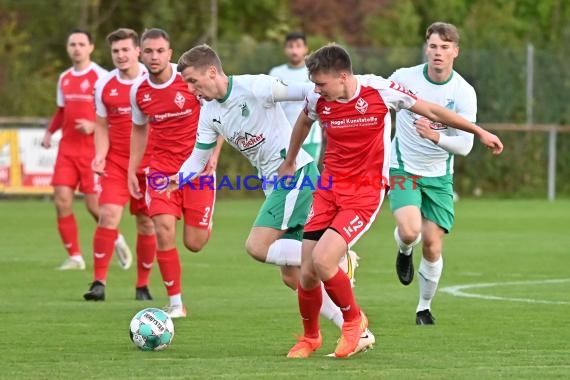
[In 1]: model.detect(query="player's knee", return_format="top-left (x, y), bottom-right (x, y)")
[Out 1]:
top-left (154, 223), bottom-right (175, 247)
top-left (299, 268), bottom-right (320, 290)
top-left (53, 193), bottom-right (72, 213)
top-left (183, 234), bottom-right (208, 253)
top-left (398, 225), bottom-right (421, 245)
top-left (136, 219), bottom-right (155, 235)
top-left (310, 250), bottom-right (335, 278)
top-left (422, 239), bottom-right (442, 260)
top-left (98, 207), bottom-right (121, 228)
top-left (244, 238), bottom-right (267, 262)
top-left (281, 272), bottom-right (297, 290)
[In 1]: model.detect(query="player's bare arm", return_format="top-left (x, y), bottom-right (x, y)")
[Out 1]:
top-left (92, 115), bottom-right (110, 176)
top-left (201, 136), bottom-right (225, 176)
top-left (410, 98), bottom-right (503, 154)
top-left (278, 111), bottom-right (313, 179)
top-left (42, 107), bottom-right (65, 148)
top-left (75, 118), bottom-right (97, 135)
top-left (160, 145), bottom-right (214, 194)
top-left (128, 122), bottom-right (149, 199)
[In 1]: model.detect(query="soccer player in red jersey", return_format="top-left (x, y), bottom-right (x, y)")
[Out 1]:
top-left (40, 29), bottom-right (133, 271)
top-left (82, 28), bottom-right (156, 302)
top-left (128, 29), bottom-right (220, 318)
top-left (280, 44), bottom-right (503, 358)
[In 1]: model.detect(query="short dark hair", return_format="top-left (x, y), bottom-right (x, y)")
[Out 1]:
top-left (106, 28), bottom-right (139, 47)
top-left (68, 28), bottom-right (93, 44)
top-left (141, 28), bottom-right (170, 43)
top-left (284, 31), bottom-right (306, 45)
top-left (177, 44), bottom-right (222, 73)
top-left (426, 22), bottom-right (460, 44)
top-left (305, 44), bottom-right (352, 76)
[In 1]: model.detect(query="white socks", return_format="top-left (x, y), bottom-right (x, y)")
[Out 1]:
top-left (265, 239), bottom-right (302, 266)
top-left (169, 293), bottom-right (182, 307)
top-left (319, 284), bottom-right (344, 328)
top-left (417, 256), bottom-right (443, 312)
top-left (394, 227), bottom-right (421, 256)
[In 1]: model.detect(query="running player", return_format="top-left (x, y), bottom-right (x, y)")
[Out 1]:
top-left (280, 44), bottom-right (503, 358)
top-left (166, 44), bottom-right (363, 334)
top-left (390, 22), bottom-right (477, 325)
top-left (83, 28), bottom-right (156, 302)
top-left (128, 29), bottom-right (220, 318)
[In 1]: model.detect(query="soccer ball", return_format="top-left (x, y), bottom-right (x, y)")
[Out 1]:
top-left (129, 308), bottom-right (175, 351)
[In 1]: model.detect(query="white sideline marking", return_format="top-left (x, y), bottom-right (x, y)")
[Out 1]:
top-left (440, 278), bottom-right (570, 305)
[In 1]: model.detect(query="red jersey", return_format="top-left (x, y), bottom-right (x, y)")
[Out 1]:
top-left (95, 64), bottom-right (151, 171)
top-left (305, 75), bottom-right (416, 186)
top-left (131, 64), bottom-right (200, 174)
top-left (54, 62), bottom-right (107, 157)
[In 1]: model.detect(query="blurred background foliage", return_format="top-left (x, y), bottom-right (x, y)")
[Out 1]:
top-left (1, 0), bottom-right (569, 197)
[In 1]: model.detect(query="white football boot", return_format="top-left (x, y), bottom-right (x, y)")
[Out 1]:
top-left (57, 256), bottom-right (86, 270)
top-left (114, 234), bottom-right (133, 270)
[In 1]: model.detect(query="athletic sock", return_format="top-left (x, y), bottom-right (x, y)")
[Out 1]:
top-left (323, 268), bottom-right (360, 322)
top-left (136, 234), bottom-right (156, 288)
top-left (394, 227), bottom-right (421, 256)
top-left (319, 283), bottom-right (344, 328)
top-left (417, 256), bottom-right (443, 312)
top-left (169, 293), bottom-right (183, 307)
top-left (265, 239), bottom-right (302, 266)
top-left (93, 226), bottom-right (118, 282)
top-left (156, 248), bottom-right (181, 296)
top-left (57, 214), bottom-right (81, 256)
top-left (298, 283), bottom-right (322, 338)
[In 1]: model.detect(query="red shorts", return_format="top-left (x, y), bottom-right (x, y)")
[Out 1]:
top-left (305, 183), bottom-right (386, 246)
top-left (98, 159), bottom-right (149, 216)
top-left (146, 173), bottom-right (216, 229)
top-left (51, 151), bottom-right (99, 194)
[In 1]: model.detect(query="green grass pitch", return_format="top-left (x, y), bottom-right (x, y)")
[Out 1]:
top-left (0, 198), bottom-right (569, 379)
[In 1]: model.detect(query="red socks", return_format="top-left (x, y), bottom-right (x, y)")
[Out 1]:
top-left (57, 214), bottom-right (80, 256)
top-left (323, 269), bottom-right (361, 322)
top-left (92, 227), bottom-right (118, 282)
top-left (298, 284), bottom-right (322, 338)
top-left (136, 234), bottom-right (156, 287)
top-left (156, 248), bottom-right (181, 296)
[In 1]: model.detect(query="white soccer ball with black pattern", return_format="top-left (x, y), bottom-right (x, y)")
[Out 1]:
top-left (129, 308), bottom-right (175, 351)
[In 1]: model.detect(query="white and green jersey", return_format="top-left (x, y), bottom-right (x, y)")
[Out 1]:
top-left (389, 64), bottom-right (476, 177)
top-left (196, 74), bottom-right (314, 195)
top-left (269, 64), bottom-right (322, 147)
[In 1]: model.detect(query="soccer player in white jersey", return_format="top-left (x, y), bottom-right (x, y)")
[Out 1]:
top-left (166, 44), bottom-right (366, 338)
top-left (269, 32), bottom-right (323, 163)
top-left (390, 22), bottom-right (477, 325)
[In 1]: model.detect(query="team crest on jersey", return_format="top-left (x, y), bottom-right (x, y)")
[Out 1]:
top-left (174, 91), bottom-right (186, 109)
top-left (80, 79), bottom-right (91, 93)
top-left (240, 102), bottom-right (250, 117)
top-left (355, 97), bottom-right (368, 114)
top-left (235, 132), bottom-right (265, 151)
top-left (109, 88), bottom-right (118, 97)
top-left (445, 99), bottom-right (455, 110)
